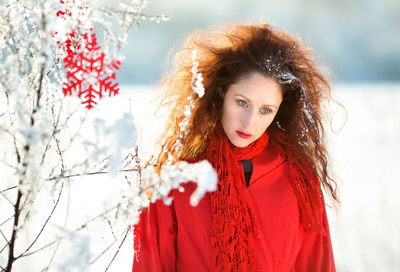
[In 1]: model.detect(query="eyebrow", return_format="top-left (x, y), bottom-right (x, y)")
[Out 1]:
top-left (234, 94), bottom-right (278, 109)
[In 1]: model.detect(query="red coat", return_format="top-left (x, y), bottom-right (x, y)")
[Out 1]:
top-left (132, 139), bottom-right (335, 271)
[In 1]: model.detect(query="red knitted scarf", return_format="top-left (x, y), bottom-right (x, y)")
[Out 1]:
top-left (203, 128), bottom-right (323, 271)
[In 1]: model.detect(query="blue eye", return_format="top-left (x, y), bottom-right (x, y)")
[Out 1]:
top-left (261, 107), bottom-right (272, 114)
top-left (237, 100), bottom-right (247, 107)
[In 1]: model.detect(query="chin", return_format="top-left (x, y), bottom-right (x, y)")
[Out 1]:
top-left (231, 137), bottom-right (253, 148)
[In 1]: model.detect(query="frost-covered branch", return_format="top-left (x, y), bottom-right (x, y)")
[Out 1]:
top-left (0, 0), bottom-right (170, 270)
top-left (0, 1), bottom-right (217, 271)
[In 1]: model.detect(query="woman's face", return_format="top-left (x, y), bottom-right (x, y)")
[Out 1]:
top-left (221, 72), bottom-right (283, 148)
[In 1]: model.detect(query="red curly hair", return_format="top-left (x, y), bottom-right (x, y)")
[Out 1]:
top-left (155, 22), bottom-right (338, 203)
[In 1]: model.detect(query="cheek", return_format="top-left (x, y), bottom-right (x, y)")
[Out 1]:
top-left (221, 103), bottom-right (236, 129)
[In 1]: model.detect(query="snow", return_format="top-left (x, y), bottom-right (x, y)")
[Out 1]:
top-left (325, 83), bottom-right (400, 271)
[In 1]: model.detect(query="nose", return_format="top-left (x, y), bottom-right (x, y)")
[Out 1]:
top-left (240, 108), bottom-right (256, 129)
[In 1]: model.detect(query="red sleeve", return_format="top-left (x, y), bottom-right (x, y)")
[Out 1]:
top-left (295, 204), bottom-right (336, 272)
top-left (132, 198), bottom-right (177, 272)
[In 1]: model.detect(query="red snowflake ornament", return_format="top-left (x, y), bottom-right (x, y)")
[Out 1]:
top-left (62, 32), bottom-right (121, 109)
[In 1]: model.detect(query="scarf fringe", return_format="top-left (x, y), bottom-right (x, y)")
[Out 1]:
top-left (205, 131), bottom-right (268, 271)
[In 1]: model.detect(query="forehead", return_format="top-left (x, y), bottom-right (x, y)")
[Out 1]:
top-left (227, 72), bottom-right (283, 103)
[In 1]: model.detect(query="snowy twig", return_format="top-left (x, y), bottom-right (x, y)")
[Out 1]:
top-left (17, 203), bottom-right (120, 260)
top-left (104, 225), bottom-right (131, 272)
top-left (0, 190), bottom-right (14, 207)
top-left (15, 182), bottom-right (64, 260)
top-left (6, 189), bottom-right (22, 271)
top-left (0, 229), bottom-right (10, 254)
top-left (0, 168), bottom-right (140, 194)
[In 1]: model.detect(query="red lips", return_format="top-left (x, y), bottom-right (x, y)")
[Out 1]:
top-left (236, 131), bottom-right (252, 139)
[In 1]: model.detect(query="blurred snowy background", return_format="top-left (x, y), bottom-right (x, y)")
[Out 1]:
top-left (2, 0), bottom-right (399, 271)
top-left (120, 0), bottom-right (400, 85)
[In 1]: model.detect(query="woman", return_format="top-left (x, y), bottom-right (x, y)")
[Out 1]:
top-left (132, 22), bottom-right (338, 271)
